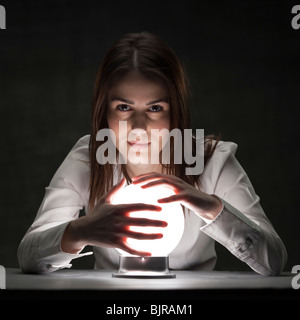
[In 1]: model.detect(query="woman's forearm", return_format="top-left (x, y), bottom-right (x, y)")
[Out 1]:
top-left (61, 218), bottom-right (87, 254)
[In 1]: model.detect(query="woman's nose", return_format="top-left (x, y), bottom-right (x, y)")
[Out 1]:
top-left (130, 113), bottom-right (147, 131)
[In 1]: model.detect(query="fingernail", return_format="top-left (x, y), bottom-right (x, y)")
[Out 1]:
top-left (141, 252), bottom-right (151, 257)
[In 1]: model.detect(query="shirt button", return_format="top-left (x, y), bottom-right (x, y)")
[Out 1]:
top-left (239, 238), bottom-right (253, 252)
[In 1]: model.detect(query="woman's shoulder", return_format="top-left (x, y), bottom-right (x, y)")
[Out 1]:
top-left (200, 140), bottom-right (239, 191)
top-left (204, 139), bottom-right (238, 165)
top-left (60, 134), bottom-right (90, 164)
top-left (69, 134), bottom-right (90, 154)
top-left (49, 135), bottom-right (91, 189)
top-left (213, 140), bottom-right (238, 157)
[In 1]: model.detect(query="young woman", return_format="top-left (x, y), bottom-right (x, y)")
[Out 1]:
top-left (18, 32), bottom-right (287, 275)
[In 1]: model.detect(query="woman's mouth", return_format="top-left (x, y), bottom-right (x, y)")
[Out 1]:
top-left (128, 141), bottom-right (151, 150)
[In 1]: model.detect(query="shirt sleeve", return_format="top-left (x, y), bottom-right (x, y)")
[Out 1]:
top-left (17, 135), bottom-right (93, 274)
top-left (199, 142), bottom-right (287, 276)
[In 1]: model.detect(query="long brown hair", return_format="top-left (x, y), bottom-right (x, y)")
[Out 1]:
top-left (89, 32), bottom-right (219, 210)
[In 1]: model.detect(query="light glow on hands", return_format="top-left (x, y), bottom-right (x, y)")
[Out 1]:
top-left (110, 183), bottom-right (185, 256)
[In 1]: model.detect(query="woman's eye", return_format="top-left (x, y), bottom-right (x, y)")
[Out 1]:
top-left (117, 104), bottom-right (131, 112)
top-left (149, 105), bottom-right (163, 112)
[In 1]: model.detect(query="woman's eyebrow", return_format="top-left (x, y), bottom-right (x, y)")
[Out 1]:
top-left (110, 97), bottom-right (134, 104)
top-left (110, 97), bottom-right (169, 105)
top-left (146, 98), bottom-right (169, 106)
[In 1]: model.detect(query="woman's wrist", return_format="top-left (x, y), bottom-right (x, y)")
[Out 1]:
top-left (199, 194), bottom-right (223, 221)
top-left (61, 218), bottom-right (87, 254)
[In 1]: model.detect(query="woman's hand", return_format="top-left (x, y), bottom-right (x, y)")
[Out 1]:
top-left (61, 177), bottom-right (166, 256)
top-left (132, 172), bottom-right (223, 221)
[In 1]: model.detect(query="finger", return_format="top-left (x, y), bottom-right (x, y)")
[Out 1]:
top-left (110, 177), bottom-right (127, 195)
top-left (119, 203), bottom-right (162, 213)
top-left (132, 176), bottom-right (161, 184)
top-left (140, 179), bottom-right (169, 188)
top-left (157, 194), bottom-right (183, 203)
top-left (131, 172), bottom-right (165, 184)
top-left (120, 243), bottom-right (152, 257)
top-left (126, 231), bottom-right (164, 240)
top-left (139, 180), bottom-right (178, 193)
top-left (107, 177), bottom-right (126, 203)
top-left (127, 218), bottom-right (168, 227)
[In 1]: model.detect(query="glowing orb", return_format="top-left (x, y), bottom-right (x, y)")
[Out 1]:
top-left (110, 183), bottom-right (185, 256)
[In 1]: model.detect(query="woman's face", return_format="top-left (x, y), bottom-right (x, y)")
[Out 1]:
top-left (107, 72), bottom-right (170, 166)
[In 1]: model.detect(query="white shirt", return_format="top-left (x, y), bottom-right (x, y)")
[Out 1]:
top-left (17, 135), bottom-right (287, 275)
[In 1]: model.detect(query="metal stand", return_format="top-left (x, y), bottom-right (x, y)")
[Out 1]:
top-left (112, 256), bottom-right (176, 278)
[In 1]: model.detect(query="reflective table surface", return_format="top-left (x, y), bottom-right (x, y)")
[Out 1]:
top-left (1, 268), bottom-right (299, 301)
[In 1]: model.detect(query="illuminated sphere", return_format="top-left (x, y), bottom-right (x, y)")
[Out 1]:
top-left (111, 183), bottom-right (185, 256)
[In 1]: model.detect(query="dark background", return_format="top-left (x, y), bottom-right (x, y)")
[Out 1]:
top-left (0, 0), bottom-right (299, 272)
